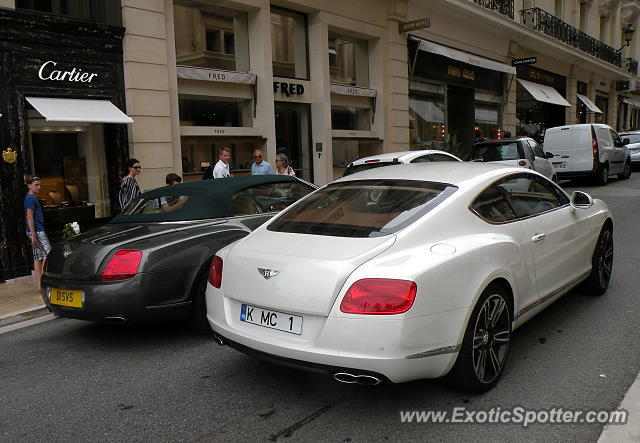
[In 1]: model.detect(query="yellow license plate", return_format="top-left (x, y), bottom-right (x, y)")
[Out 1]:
top-left (50, 288), bottom-right (84, 308)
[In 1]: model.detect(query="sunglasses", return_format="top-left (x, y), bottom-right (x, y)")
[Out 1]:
top-left (253, 155), bottom-right (262, 159)
top-left (132, 166), bottom-right (142, 170)
top-left (32, 176), bottom-right (41, 181)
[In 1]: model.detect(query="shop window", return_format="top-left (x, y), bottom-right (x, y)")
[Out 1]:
top-left (475, 104), bottom-right (500, 140)
top-left (331, 106), bottom-right (371, 131)
top-left (15, 0), bottom-right (122, 25)
top-left (27, 121), bottom-right (111, 223)
top-left (178, 96), bottom-right (248, 127)
top-left (595, 94), bottom-right (608, 124)
top-left (328, 33), bottom-right (369, 87)
top-left (180, 136), bottom-right (266, 179)
top-left (409, 93), bottom-right (446, 150)
top-left (577, 81), bottom-right (588, 124)
top-left (174, 4), bottom-right (249, 72)
top-left (331, 139), bottom-right (383, 180)
top-left (271, 7), bottom-right (308, 79)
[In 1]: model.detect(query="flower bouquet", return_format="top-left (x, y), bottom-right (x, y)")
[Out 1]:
top-left (62, 221), bottom-right (80, 240)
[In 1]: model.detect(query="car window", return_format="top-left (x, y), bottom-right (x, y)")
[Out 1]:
top-left (622, 134), bottom-right (640, 144)
top-left (528, 140), bottom-right (546, 158)
top-left (410, 155), bottom-right (432, 163)
top-left (342, 161), bottom-right (392, 176)
top-left (429, 153), bottom-right (458, 162)
top-left (268, 179), bottom-right (458, 237)
top-left (472, 174), bottom-right (568, 222)
top-left (472, 143), bottom-right (520, 161)
top-left (609, 129), bottom-right (623, 147)
top-left (123, 195), bottom-right (190, 215)
top-left (233, 182), bottom-right (315, 215)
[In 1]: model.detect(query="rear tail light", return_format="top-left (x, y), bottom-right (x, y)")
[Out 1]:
top-left (518, 160), bottom-right (527, 167)
top-left (100, 250), bottom-right (142, 281)
top-left (592, 128), bottom-right (599, 168)
top-left (208, 256), bottom-right (223, 289)
top-left (340, 278), bottom-right (417, 315)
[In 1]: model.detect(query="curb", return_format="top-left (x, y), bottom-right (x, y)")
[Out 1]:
top-left (0, 306), bottom-right (51, 328)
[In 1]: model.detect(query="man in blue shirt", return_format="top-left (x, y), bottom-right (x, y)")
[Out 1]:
top-left (24, 176), bottom-right (51, 290)
top-left (250, 149), bottom-right (273, 175)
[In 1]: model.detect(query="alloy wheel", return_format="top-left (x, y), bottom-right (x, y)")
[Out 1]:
top-left (472, 294), bottom-right (510, 384)
top-left (597, 229), bottom-right (614, 289)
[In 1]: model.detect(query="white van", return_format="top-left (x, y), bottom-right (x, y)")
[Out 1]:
top-left (543, 124), bottom-right (632, 185)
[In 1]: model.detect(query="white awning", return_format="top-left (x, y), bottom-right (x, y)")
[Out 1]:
top-left (577, 94), bottom-right (603, 113)
top-left (517, 79), bottom-right (571, 107)
top-left (26, 97), bottom-right (133, 123)
top-left (411, 36), bottom-right (516, 74)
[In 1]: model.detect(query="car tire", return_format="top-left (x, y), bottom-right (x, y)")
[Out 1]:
top-left (188, 269), bottom-right (213, 335)
top-left (580, 224), bottom-right (613, 296)
top-left (447, 283), bottom-right (512, 393)
top-left (595, 164), bottom-right (609, 186)
top-left (617, 161), bottom-right (631, 180)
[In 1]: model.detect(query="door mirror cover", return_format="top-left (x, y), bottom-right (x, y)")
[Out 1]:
top-left (545, 152), bottom-right (555, 159)
top-left (570, 191), bottom-right (594, 209)
top-left (623, 138), bottom-right (630, 145)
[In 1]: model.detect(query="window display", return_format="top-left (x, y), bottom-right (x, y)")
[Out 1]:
top-left (271, 7), bottom-right (308, 79)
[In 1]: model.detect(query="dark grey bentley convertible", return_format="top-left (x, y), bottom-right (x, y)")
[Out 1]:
top-left (41, 175), bottom-right (316, 331)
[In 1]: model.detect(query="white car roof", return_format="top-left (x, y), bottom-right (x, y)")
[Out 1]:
top-left (546, 123), bottom-right (613, 132)
top-left (334, 161), bottom-right (533, 189)
top-left (349, 150), bottom-right (461, 165)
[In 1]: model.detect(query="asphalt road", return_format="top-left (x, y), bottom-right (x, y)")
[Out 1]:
top-left (1, 173), bottom-right (640, 443)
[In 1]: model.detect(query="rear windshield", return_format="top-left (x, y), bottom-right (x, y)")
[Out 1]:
top-left (342, 161), bottom-right (393, 177)
top-left (268, 179), bottom-right (457, 238)
top-left (472, 142), bottom-right (520, 161)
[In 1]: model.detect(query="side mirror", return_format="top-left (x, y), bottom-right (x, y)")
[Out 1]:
top-left (623, 138), bottom-right (630, 145)
top-left (545, 152), bottom-right (555, 159)
top-left (570, 191), bottom-right (594, 209)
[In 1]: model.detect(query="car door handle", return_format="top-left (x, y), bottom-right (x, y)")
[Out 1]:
top-left (561, 155), bottom-right (569, 158)
top-left (532, 233), bottom-right (546, 243)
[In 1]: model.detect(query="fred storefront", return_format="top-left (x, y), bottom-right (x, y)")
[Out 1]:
top-left (0, 8), bottom-right (131, 279)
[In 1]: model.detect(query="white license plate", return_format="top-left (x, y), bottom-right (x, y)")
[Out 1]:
top-left (240, 304), bottom-right (303, 335)
top-left (553, 161), bottom-right (567, 169)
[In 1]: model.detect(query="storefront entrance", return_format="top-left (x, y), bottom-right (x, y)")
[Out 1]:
top-left (275, 102), bottom-right (313, 182)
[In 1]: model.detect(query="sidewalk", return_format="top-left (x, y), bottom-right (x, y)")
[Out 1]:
top-left (0, 274), bottom-right (48, 327)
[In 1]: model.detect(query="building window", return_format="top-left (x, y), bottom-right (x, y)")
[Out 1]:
top-left (180, 136), bottom-right (265, 177)
top-left (600, 16), bottom-right (609, 44)
top-left (271, 7), bottom-right (308, 79)
top-left (579, 2), bottom-right (587, 31)
top-left (475, 104), bottom-right (500, 140)
top-left (554, 0), bottom-right (563, 18)
top-left (15, 0), bottom-right (121, 25)
top-left (331, 106), bottom-right (371, 131)
top-left (178, 96), bottom-right (248, 127)
top-left (595, 93), bottom-right (608, 124)
top-left (577, 81), bottom-right (588, 123)
top-left (174, 4), bottom-right (249, 72)
top-left (328, 33), bottom-right (369, 87)
top-left (409, 83), bottom-right (446, 149)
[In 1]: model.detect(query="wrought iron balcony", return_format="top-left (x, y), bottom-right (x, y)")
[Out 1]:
top-left (521, 7), bottom-right (622, 68)
top-left (474, 0), bottom-right (514, 20)
top-left (624, 57), bottom-right (639, 75)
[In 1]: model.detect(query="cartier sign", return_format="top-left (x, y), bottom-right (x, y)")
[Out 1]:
top-left (38, 61), bottom-right (98, 83)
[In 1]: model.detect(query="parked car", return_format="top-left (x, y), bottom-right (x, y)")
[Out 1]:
top-left (543, 123), bottom-right (632, 185)
top-left (472, 137), bottom-right (556, 181)
top-left (342, 149), bottom-right (462, 177)
top-left (205, 163), bottom-right (612, 392)
top-left (618, 130), bottom-right (640, 169)
top-left (41, 175), bottom-right (316, 331)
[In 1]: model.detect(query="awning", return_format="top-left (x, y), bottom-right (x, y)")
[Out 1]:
top-left (577, 94), bottom-right (603, 113)
top-left (26, 97), bottom-right (133, 123)
top-left (517, 79), bottom-right (571, 107)
top-left (411, 36), bottom-right (516, 74)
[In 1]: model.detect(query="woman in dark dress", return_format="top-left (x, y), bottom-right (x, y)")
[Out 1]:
top-left (118, 158), bottom-right (142, 212)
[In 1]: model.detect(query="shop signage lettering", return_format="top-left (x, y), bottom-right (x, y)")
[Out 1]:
top-left (38, 61), bottom-right (98, 83)
top-left (213, 128), bottom-right (225, 134)
top-left (273, 82), bottom-right (304, 97)
top-left (447, 65), bottom-right (475, 80)
top-left (528, 71), bottom-right (555, 85)
top-left (209, 72), bottom-right (226, 81)
top-left (399, 18), bottom-right (431, 33)
top-left (512, 57), bottom-right (537, 66)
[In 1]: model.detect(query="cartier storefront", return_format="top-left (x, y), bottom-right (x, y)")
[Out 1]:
top-left (0, 8), bottom-right (131, 279)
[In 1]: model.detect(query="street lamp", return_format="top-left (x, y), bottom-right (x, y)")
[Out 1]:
top-left (619, 23), bottom-right (635, 50)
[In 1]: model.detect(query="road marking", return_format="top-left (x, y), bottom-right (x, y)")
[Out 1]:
top-left (598, 371), bottom-right (640, 442)
top-left (0, 314), bottom-right (55, 335)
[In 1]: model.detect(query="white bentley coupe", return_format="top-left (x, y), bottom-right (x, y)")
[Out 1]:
top-left (205, 163), bottom-right (613, 392)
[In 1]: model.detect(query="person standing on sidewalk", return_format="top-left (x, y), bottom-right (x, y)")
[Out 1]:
top-left (118, 158), bottom-right (142, 212)
top-left (24, 176), bottom-right (51, 290)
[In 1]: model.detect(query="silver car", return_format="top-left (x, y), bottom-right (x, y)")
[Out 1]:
top-left (619, 131), bottom-right (640, 168)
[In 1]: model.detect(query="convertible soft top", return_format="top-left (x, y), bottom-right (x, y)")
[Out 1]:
top-left (110, 175), bottom-right (303, 223)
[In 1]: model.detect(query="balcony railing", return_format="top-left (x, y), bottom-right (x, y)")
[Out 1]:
top-left (521, 7), bottom-right (622, 67)
top-left (624, 57), bottom-right (639, 75)
top-left (474, 0), bottom-right (514, 20)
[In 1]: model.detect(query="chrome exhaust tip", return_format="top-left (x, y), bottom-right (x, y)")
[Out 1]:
top-left (103, 316), bottom-right (127, 324)
top-left (333, 372), bottom-right (382, 386)
top-left (212, 334), bottom-right (225, 346)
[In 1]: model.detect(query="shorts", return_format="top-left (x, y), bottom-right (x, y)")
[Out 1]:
top-left (27, 231), bottom-right (51, 261)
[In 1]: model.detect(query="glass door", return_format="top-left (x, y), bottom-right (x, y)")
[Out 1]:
top-left (274, 102), bottom-right (313, 182)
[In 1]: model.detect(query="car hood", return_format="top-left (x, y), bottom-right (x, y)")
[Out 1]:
top-left (45, 220), bottom-right (229, 280)
top-left (222, 230), bottom-right (396, 316)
